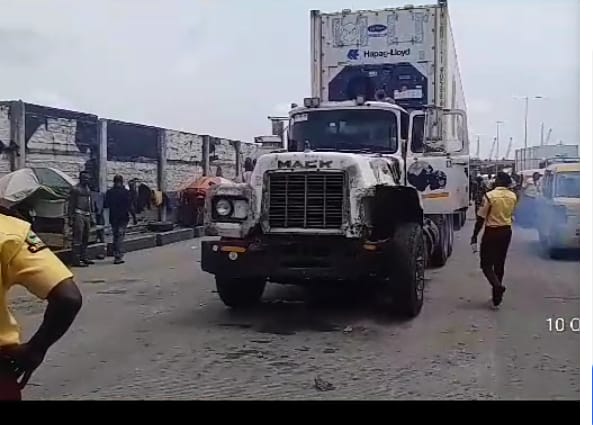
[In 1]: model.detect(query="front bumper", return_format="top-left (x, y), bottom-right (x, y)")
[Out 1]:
top-left (201, 236), bottom-right (392, 283)
top-left (550, 217), bottom-right (580, 249)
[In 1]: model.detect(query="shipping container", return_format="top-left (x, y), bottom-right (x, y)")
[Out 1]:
top-left (310, 1), bottom-right (466, 114)
top-left (514, 144), bottom-right (579, 172)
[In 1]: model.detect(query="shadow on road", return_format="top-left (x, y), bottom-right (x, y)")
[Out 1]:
top-left (206, 284), bottom-right (411, 335)
top-left (525, 241), bottom-right (580, 262)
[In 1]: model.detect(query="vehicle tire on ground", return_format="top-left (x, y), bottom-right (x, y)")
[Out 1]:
top-left (215, 276), bottom-right (266, 309)
top-left (430, 216), bottom-right (449, 267)
top-left (389, 222), bottom-right (425, 318)
top-left (447, 216), bottom-right (454, 258)
top-left (453, 212), bottom-right (463, 231)
top-left (549, 247), bottom-right (563, 260)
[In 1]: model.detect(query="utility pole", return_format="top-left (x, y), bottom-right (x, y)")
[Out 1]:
top-left (514, 95), bottom-right (544, 148)
top-left (476, 136), bottom-right (480, 158)
top-left (540, 122), bottom-right (545, 146)
top-left (524, 97), bottom-right (528, 149)
top-left (495, 121), bottom-right (503, 172)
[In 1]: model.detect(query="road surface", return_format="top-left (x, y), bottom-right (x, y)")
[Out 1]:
top-left (13, 218), bottom-right (579, 400)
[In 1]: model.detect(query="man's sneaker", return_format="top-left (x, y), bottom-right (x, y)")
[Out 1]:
top-left (71, 262), bottom-right (88, 268)
top-left (114, 259), bottom-right (125, 265)
top-left (492, 285), bottom-right (506, 307)
top-left (83, 259), bottom-right (95, 265)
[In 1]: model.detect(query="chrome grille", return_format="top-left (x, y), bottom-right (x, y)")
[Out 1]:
top-left (268, 172), bottom-right (345, 229)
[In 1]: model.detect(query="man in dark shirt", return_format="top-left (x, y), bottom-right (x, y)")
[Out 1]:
top-left (104, 175), bottom-right (136, 265)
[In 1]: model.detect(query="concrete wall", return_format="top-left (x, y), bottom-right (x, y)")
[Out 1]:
top-left (106, 119), bottom-right (159, 188)
top-left (164, 130), bottom-right (203, 191)
top-left (0, 104), bottom-right (13, 175)
top-left (23, 103), bottom-right (99, 184)
top-left (0, 100), bottom-right (280, 197)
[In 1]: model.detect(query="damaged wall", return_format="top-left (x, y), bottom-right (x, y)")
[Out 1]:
top-left (0, 100), bottom-right (279, 197)
top-left (164, 130), bottom-right (203, 191)
top-left (106, 120), bottom-right (159, 188)
top-left (23, 103), bottom-right (99, 184)
top-left (206, 137), bottom-right (239, 180)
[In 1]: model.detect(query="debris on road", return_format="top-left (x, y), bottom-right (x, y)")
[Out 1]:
top-left (314, 376), bottom-right (335, 391)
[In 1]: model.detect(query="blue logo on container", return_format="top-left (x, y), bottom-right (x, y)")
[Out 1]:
top-left (368, 24), bottom-right (387, 33)
top-left (347, 49), bottom-right (360, 60)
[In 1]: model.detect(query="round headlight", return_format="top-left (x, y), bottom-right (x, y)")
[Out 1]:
top-left (215, 199), bottom-right (232, 217)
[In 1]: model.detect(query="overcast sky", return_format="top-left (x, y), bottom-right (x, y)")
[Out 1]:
top-left (0, 0), bottom-right (579, 158)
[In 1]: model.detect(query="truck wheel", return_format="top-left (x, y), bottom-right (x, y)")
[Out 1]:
top-left (549, 248), bottom-right (563, 260)
top-left (215, 276), bottom-right (266, 309)
top-left (430, 217), bottom-right (449, 268)
top-left (390, 222), bottom-right (425, 318)
top-left (453, 213), bottom-right (462, 231)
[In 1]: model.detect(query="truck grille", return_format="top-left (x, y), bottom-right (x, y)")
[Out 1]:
top-left (268, 172), bottom-right (345, 230)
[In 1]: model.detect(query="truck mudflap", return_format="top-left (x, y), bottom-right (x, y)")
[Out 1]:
top-left (201, 237), bottom-right (393, 282)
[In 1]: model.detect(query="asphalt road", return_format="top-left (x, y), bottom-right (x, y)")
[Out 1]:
top-left (12, 217), bottom-right (579, 400)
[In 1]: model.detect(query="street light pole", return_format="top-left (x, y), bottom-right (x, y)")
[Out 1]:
top-left (524, 97), bottom-right (529, 149)
top-left (514, 95), bottom-right (545, 149)
top-left (495, 121), bottom-right (503, 173)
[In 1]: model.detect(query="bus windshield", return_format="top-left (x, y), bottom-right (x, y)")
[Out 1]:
top-left (554, 171), bottom-right (580, 198)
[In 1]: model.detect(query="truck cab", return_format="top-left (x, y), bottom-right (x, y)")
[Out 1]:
top-left (200, 95), bottom-right (468, 318)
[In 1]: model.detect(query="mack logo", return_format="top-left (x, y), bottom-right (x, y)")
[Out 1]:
top-left (277, 160), bottom-right (333, 169)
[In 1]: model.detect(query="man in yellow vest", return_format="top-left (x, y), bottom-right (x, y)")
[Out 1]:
top-left (471, 172), bottom-right (518, 308)
top-left (0, 210), bottom-right (82, 399)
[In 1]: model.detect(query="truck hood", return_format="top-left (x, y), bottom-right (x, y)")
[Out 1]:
top-left (253, 151), bottom-right (403, 187)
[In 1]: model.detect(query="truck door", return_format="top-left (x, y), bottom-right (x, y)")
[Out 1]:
top-left (406, 108), bottom-right (469, 214)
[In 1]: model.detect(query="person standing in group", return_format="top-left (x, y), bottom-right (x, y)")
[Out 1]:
top-left (0, 209), bottom-right (82, 399)
top-left (105, 175), bottom-right (136, 265)
top-left (470, 172), bottom-right (517, 308)
top-left (68, 171), bottom-right (94, 267)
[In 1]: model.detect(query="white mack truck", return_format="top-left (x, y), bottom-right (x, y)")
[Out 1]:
top-left (201, 0), bottom-right (469, 318)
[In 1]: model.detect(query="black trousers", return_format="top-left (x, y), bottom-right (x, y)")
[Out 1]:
top-left (480, 226), bottom-right (512, 285)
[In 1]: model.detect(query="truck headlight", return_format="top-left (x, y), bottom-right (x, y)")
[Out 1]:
top-left (215, 199), bottom-right (233, 217)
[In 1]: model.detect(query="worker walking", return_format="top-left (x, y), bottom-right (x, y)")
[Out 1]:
top-left (0, 210), bottom-right (82, 399)
top-left (68, 171), bottom-right (94, 267)
top-left (470, 172), bottom-right (517, 308)
top-left (105, 175), bottom-right (135, 265)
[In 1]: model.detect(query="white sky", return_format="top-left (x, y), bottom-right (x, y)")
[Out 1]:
top-left (0, 0), bottom-right (579, 158)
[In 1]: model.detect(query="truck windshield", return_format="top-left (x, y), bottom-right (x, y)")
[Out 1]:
top-left (554, 171), bottom-right (580, 198)
top-left (288, 109), bottom-right (397, 153)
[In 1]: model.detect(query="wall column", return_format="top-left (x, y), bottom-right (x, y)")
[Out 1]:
top-left (157, 129), bottom-right (167, 221)
top-left (201, 135), bottom-right (210, 177)
top-left (98, 119), bottom-right (108, 193)
top-left (10, 100), bottom-right (26, 170)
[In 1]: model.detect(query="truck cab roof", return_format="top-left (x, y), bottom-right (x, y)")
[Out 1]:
top-left (290, 99), bottom-right (407, 116)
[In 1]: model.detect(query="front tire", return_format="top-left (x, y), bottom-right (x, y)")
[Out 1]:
top-left (215, 276), bottom-right (266, 309)
top-left (389, 222), bottom-right (425, 318)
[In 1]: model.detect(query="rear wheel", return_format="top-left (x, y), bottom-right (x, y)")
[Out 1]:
top-left (430, 216), bottom-right (451, 267)
top-left (215, 276), bottom-right (266, 309)
top-left (389, 222), bottom-right (425, 318)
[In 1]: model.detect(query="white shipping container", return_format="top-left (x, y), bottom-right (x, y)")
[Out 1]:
top-left (514, 144), bottom-right (579, 172)
top-left (310, 1), bottom-right (466, 114)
